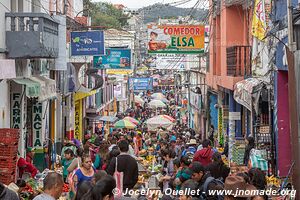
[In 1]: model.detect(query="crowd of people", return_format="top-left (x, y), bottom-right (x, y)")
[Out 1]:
top-left (1, 90), bottom-right (272, 200)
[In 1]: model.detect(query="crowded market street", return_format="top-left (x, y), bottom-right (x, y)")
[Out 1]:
top-left (0, 0), bottom-right (299, 199)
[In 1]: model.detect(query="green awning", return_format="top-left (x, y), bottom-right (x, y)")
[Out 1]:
top-left (13, 78), bottom-right (40, 97)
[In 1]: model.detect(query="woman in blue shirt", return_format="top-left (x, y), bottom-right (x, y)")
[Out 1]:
top-left (73, 154), bottom-right (96, 191)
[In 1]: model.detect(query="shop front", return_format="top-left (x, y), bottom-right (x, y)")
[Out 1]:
top-left (10, 76), bottom-right (56, 171)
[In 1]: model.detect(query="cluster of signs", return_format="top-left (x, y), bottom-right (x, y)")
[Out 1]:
top-left (70, 31), bottom-right (132, 74)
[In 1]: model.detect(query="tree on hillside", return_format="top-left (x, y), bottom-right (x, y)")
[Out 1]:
top-left (83, 0), bottom-right (129, 29)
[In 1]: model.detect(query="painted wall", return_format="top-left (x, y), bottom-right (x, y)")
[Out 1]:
top-left (207, 5), bottom-right (248, 91)
top-left (276, 71), bottom-right (292, 176)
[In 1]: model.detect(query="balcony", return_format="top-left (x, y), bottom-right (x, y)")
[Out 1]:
top-left (226, 46), bottom-right (251, 77)
top-left (5, 13), bottom-right (59, 58)
top-left (224, 0), bottom-right (252, 8)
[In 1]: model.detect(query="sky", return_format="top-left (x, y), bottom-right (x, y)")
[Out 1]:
top-left (91, 0), bottom-right (199, 9)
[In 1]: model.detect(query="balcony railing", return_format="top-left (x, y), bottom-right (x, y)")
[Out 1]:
top-left (5, 13), bottom-right (59, 58)
top-left (226, 46), bottom-right (251, 77)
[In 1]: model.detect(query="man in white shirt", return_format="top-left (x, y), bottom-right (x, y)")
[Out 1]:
top-left (33, 172), bottom-right (63, 200)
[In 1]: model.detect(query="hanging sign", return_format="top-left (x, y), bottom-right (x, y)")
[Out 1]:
top-left (32, 102), bottom-right (43, 148)
top-left (75, 100), bottom-right (83, 140)
top-left (94, 48), bottom-right (132, 69)
top-left (147, 24), bottom-right (205, 54)
top-left (71, 31), bottom-right (105, 56)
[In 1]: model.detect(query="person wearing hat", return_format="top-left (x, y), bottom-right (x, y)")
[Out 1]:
top-left (181, 139), bottom-right (197, 159)
top-left (26, 147), bottom-right (36, 164)
top-left (193, 139), bottom-right (214, 166)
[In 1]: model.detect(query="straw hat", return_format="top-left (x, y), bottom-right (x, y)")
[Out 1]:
top-left (187, 139), bottom-right (197, 145)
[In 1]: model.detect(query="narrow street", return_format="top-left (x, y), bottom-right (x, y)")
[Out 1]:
top-left (0, 0), bottom-right (299, 199)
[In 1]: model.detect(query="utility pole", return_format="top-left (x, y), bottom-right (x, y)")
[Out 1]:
top-left (287, 0), bottom-right (300, 194)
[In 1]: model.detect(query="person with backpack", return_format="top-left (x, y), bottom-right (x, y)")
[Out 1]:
top-left (181, 139), bottom-right (197, 162)
top-left (189, 161), bottom-right (224, 200)
top-left (193, 139), bottom-right (214, 166)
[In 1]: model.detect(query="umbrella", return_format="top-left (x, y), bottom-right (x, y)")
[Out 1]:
top-left (153, 97), bottom-right (169, 103)
top-left (145, 115), bottom-right (174, 130)
top-left (124, 116), bottom-right (140, 125)
top-left (114, 119), bottom-right (136, 129)
top-left (151, 93), bottom-right (165, 99)
top-left (158, 115), bottom-right (175, 122)
top-left (149, 99), bottom-right (166, 109)
top-left (134, 95), bottom-right (145, 105)
top-left (98, 116), bottom-right (118, 122)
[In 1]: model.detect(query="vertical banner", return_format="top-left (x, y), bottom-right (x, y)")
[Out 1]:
top-left (32, 102), bottom-right (43, 149)
top-left (11, 92), bottom-right (22, 129)
top-left (252, 0), bottom-right (266, 41)
top-left (75, 100), bottom-right (83, 140)
top-left (218, 107), bottom-right (224, 146)
top-left (10, 82), bottom-right (26, 158)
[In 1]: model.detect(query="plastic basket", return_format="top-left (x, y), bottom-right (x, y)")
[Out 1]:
top-left (0, 129), bottom-right (19, 138)
top-left (0, 170), bottom-right (16, 185)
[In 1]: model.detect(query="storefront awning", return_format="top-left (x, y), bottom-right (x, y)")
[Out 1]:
top-left (233, 78), bottom-right (265, 111)
top-left (29, 76), bottom-right (57, 102)
top-left (13, 78), bottom-right (40, 97)
top-left (74, 88), bottom-right (97, 101)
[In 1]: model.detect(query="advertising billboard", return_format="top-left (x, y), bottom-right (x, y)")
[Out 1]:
top-left (71, 31), bottom-right (105, 56)
top-left (129, 78), bottom-right (153, 91)
top-left (94, 48), bottom-right (131, 69)
top-left (147, 25), bottom-right (205, 54)
top-left (153, 54), bottom-right (186, 70)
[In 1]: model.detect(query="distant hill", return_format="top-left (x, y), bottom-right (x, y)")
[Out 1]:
top-left (139, 3), bottom-right (209, 24)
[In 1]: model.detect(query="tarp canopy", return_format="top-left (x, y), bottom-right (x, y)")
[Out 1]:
top-left (233, 78), bottom-right (265, 112)
top-left (30, 76), bottom-right (56, 102)
top-left (13, 78), bottom-right (40, 98)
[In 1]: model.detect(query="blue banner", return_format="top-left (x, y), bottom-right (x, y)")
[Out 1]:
top-left (129, 78), bottom-right (153, 91)
top-left (71, 31), bottom-right (105, 56)
top-left (94, 48), bottom-right (131, 69)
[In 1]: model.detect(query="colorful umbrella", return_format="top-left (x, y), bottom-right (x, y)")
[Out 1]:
top-left (149, 99), bottom-right (166, 109)
top-left (151, 93), bottom-right (165, 99)
top-left (124, 116), bottom-right (140, 125)
top-left (114, 119), bottom-right (136, 129)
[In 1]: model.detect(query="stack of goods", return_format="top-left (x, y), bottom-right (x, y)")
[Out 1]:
top-left (266, 175), bottom-right (281, 188)
top-left (231, 143), bottom-right (245, 165)
top-left (0, 129), bottom-right (19, 185)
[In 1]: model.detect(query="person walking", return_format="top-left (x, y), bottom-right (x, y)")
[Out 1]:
top-left (106, 140), bottom-right (138, 190)
top-left (193, 139), bottom-right (214, 166)
top-left (72, 154), bottom-right (96, 192)
top-left (33, 172), bottom-right (64, 200)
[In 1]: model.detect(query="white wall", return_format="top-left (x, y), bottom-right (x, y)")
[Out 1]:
top-left (73, 0), bottom-right (83, 17)
top-left (0, 80), bottom-right (10, 128)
